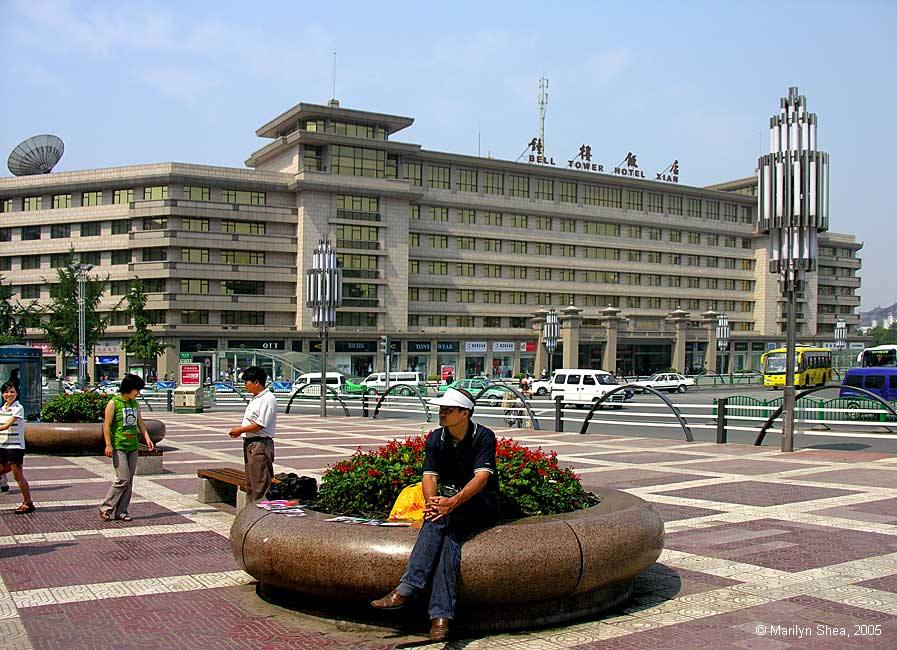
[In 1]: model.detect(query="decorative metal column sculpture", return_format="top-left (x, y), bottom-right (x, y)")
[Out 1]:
top-left (757, 87), bottom-right (829, 452)
top-left (70, 262), bottom-right (94, 387)
top-left (543, 308), bottom-right (559, 375)
top-left (834, 318), bottom-right (847, 369)
top-left (305, 240), bottom-right (342, 417)
top-left (716, 313), bottom-right (730, 375)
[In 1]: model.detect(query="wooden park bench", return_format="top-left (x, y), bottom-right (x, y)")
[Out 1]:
top-left (196, 468), bottom-right (279, 511)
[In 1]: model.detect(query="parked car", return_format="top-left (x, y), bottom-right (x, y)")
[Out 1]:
top-left (630, 373), bottom-right (695, 393)
top-left (95, 380), bottom-right (122, 395)
top-left (362, 372), bottom-right (427, 396)
top-left (530, 377), bottom-right (552, 396)
top-left (290, 372), bottom-right (348, 397)
top-left (549, 369), bottom-right (627, 408)
top-left (437, 378), bottom-right (506, 406)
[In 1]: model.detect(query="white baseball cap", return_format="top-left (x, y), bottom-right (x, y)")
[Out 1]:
top-left (429, 388), bottom-right (475, 410)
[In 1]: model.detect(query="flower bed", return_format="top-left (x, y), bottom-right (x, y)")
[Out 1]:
top-left (316, 436), bottom-right (599, 518)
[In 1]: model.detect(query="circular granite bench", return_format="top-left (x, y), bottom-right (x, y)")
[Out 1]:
top-left (230, 488), bottom-right (663, 633)
top-left (24, 420), bottom-right (166, 454)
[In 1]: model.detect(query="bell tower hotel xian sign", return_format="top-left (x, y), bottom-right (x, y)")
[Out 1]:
top-left (526, 138), bottom-right (679, 184)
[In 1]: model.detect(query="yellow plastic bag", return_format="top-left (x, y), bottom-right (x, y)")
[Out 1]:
top-left (389, 482), bottom-right (425, 523)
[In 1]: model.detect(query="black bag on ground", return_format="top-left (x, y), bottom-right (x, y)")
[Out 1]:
top-left (267, 472), bottom-right (317, 501)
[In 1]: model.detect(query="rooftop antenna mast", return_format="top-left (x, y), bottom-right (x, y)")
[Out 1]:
top-left (329, 51), bottom-right (339, 107)
top-left (538, 77), bottom-right (549, 153)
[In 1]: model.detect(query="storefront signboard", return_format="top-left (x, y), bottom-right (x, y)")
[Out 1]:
top-left (408, 341), bottom-right (432, 353)
top-left (520, 341), bottom-right (537, 353)
top-left (492, 342), bottom-right (515, 353)
top-left (335, 341), bottom-right (376, 353)
top-left (227, 340), bottom-right (284, 350)
top-left (437, 341), bottom-right (459, 353)
top-left (465, 341), bottom-right (487, 353)
top-left (179, 363), bottom-right (202, 386)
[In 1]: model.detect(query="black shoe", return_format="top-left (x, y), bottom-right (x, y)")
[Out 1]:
top-left (0, 485), bottom-right (9, 493)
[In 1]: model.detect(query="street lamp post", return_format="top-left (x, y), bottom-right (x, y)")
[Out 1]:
top-left (834, 318), bottom-right (847, 369)
top-left (757, 87), bottom-right (829, 452)
top-left (543, 308), bottom-right (559, 375)
top-left (305, 240), bottom-right (342, 417)
top-left (70, 262), bottom-right (94, 387)
top-left (716, 313), bottom-right (730, 375)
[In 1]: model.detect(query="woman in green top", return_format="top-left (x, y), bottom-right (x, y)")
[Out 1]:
top-left (99, 374), bottom-right (154, 522)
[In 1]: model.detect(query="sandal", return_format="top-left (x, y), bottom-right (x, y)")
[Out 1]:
top-left (99, 512), bottom-right (111, 522)
top-left (116, 514), bottom-right (133, 522)
top-left (14, 503), bottom-right (35, 515)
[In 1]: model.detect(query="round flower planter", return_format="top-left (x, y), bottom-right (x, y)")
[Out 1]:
top-left (230, 488), bottom-right (663, 633)
top-left (24, 420), bottom-right (166, 453)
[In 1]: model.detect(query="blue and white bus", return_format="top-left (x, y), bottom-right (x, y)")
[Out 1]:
top-left (857, 345), bottom-right (897, 368)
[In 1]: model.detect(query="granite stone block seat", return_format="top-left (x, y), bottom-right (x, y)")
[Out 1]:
top-left (230, 489), bottom-right (664, 633)
top-left (24, 420), bottom-right (166, 454)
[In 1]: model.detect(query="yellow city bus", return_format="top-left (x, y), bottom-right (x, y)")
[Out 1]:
top-left (761, 346), bottom-right (833, 389)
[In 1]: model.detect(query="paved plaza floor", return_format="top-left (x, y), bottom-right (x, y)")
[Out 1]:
top-left (1, 412), bottom-right (895, 648)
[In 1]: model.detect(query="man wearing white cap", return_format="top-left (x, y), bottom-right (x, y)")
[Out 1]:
top-left (371, 387), bottom-right (498, 642)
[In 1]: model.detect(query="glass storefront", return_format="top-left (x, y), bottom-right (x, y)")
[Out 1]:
top-left (335, 341), bottom-right (376, 377)
top-left (465, 356), bottom-right (485, 377)
top-left (491, 355), bottom-right (513, 378)
top-left (407, 341), bottom-right (431, 376)
top-left (437, 342), bottom-right (459, 383)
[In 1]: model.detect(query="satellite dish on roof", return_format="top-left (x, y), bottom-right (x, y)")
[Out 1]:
top-left (7, 134), bottom-right (65, 176)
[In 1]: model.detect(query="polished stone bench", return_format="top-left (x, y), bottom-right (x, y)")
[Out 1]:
top-left (230, 489), bottom-right (664, 633)
top-left (25, 420), bottom-right (166, 454)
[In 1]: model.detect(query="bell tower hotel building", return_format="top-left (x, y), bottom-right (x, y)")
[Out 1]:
top-left (0, 99), bottom-right (862, 381)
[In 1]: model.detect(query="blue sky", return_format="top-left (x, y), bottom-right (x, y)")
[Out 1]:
top-left (2, 0), bottom-right (895, 308)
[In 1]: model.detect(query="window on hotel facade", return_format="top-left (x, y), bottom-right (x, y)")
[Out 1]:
top-left (182, 186), bottom-right (210, 201)
top-left (336, 224), bottom-right (378, 249)
top-left (142, 248), bottom-right (167, 262)
top-left (428, 261), bottom-right (448, 275)
top-left (626, 190), bottom-right (643, 210)
top-left (510, 213), bottom-right (528, 228)
top-left (706, 256), bottom-right (719, 268)
top-left (183, 217), bottom-right (210, 232)
top-left (143, 186), bottom-right (168, 201)
top-left (0, 228), bottom-right (9, 242)
top-left (536, 242), bottom-right (551, 256)
top-left (686, 277), bottom-right (700, 289)
top-left (181, 248), bottom-right (209, 263)
top-left (740, 206), bottom-right (753, 224)
top-left (332, 145), bottom-right (386, 178)
top-left (422, 315), bottom-right (446, 327)
top-left (512, 241), bottom-right (527, 255)
top-left (558, 269), bottom-right (574, 282)
top-left (428, 165), bottom-right (450, 189)
top-left (534, 178), bottom-right (553, 200)
top-left (23, 196), bottom-right (42, 211)
top-left (429, 288), bottom-right (448, 302)
top-left (482, 291), bottom-right (500, 304)
top-left (585, 222), bottom-right (620, 237)
top-left (337, 312), bottom-right (378, 327)
top-left (686, 198), bottom-right (701, 218)
top-left (111, 250), bottom-right (131, 265)
top-left (646, 251), bottom-right (661, 264)
top-left (386, 155), bottom-right (399, 179)
top-left (453, 315), bottom-right (472, 327)
top-left (109, 281), bottom-right (130, 295)
top-left (624, 273), bottom-right (641, 285)
top-left (687, 232), bottom-right (700, 245)
top-left (409, 260), bottom-right (420, 274)
top-left (686, 255), bottom-right (700, 266)
top-left (112, 220), bottom-right (130, 235)
top-left (223, 189), bottom-right (265, 205)
top-left (706, 234), bottom-right (719, 246)
top-left (221, 310), bottom-right (265, 325)
top-left (409, 205), bottom-right (420, 220)
top-left (113, 189), bottom-right (134, 204)
top-left (668, 276), bottom-right (681, 287)
top-left (81, 221), bottom-right (100, 237)
top-left (22, 226), bottom-right (41, 240)
top-left (722, 203), bottom-right (736, 222)
top-left (584, 247), bottom-right (619, 260)
top-left (559, 244), bottom-right (575, 257)
top-left (509, 292), bottom-right (527, 305)
top-left (508, 175), bottom-right (529, 198)
top-left (408, 287), bottom-right (420, 301)
top-left (430, 235), bottom-right (448, 249)
top-left (484, 238), bottom-right (502, 252)
top-left (648, 227), bottom-right (661, 241)
top-left (536, 268), bottom-right (551, 281)
top-left (724, 236), bottom-right (737, 248)
top-left (627, 250), bottom-right (641, 262)
top-left (1, 199), bottom-right (13, 213)
top-left (669, 230), bottom-right (682, 243)
top-left (180, 310), bottom-right (209, 325)
top-left (559, 181), bottom-right (577, 203)
top-left (647, 192), bottom-right (663, 213)
top-left (510, 265), bottom-right (527, 279)
top-left (79, 191), bottom-right (103, 207)
top-left (457, 289), bottom-right (474, 303)
top-left (626, 296), bottom-right (641, 309)
top-left (143, 217), bottom-right (167, 231)
top-left (223, 280), bottom-right (265, 295)
top-left (669, 253), bottom-right (682, 265)
top-left (482, 172), bottom-right (503, 195)
top-left (483, 264), bottom-right (501, 278)
top-left (708, 278), bottom-right (719, 289)
top-left (628, 226), bottom-right (641, 239)
top-left (430, 206), bottom-right (448, 222)
top-left (706, 201), bottom-right (720, 220)
top-left (451, 209), bottom-right (473, 226)
top-left (582, 185), bottom-right (622, 208)
top-left (52, 194), bottom-right (71, 209)
top-left (329, 121), bottom-right (387, 140)
top-left (456, 169), bottom-right (477, 192)
top-left (50, 224), bottom-right (70, 239)
top-left (560, 218), bottom-right (576, 233)
top-left (221, 250), bottom-right (265, 265)
top-left (180, 279), bottom-right (209, 294)
top-left (20, 285), bottom-right (40, 299)
top-left (21, 255), bottom-right (41, 270)
top-left (409, 233), bottom-right (421, 247)
top-left (645, 297), bottom-right (661, 309)
top-left (668, 195), bottom-right (683, 215)
top-left (457, 236), bottom-right (474, 250)
top-left (484, 211), bottom-right (502, 227)
top-left (303, 145), bottom-right (323, 172)
top-left (457, 262), bottom-right (474, 276)
top-left (536, 216), bottom-right (552, 230)
top-left (741, 259), bottom-right (753, 271)
top-left (481, 316), bottom-right (500, 328)
top-left (403, 163), bottom-right (422, 186)
top-left (50, 254), bottom-right (70, 268)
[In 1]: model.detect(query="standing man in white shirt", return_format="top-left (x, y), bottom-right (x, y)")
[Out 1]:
top-left (228, 366), bottom-right (277, 502)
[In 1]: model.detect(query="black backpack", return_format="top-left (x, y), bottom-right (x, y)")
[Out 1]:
top-left (266, 473), bottom-right (317, 501)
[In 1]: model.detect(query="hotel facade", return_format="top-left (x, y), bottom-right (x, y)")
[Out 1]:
top-left (0, 100), bottom-right (862, 381)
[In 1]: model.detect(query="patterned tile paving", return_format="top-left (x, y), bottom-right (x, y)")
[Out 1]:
top-left (0, 411), bottom-right (894, 648)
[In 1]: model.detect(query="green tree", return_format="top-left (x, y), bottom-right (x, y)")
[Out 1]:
top-left (0, 275), bottom-right (35, 345)
top-left (35, 252), bottom-right (112, 374)
top-left (122, 279), bottom-right (171, 377)
top-left (870, 323), bottom-right (897, 346)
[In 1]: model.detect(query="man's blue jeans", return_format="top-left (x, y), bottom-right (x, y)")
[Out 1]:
top-left (395, 495), bottom-right (496, 620)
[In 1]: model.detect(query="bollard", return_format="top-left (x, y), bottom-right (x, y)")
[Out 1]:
top-left (362, 391), bottom-right (369, 418)
top-left (554, 395), bottom-right (564, 433)
top-left (716, 397), bottom-right (728, 444)
top-left (166, 389), bottom-right (173, 412)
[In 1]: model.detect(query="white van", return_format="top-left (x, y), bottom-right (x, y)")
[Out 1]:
top-left (290, 372), bottom-right (346, 397)
top-left (549, 369), bottom-right (626, 408)
top-left (362, 371), bottom-right (427, 395)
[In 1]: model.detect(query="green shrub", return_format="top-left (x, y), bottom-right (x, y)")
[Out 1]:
top-left (316, 435), bottom-right (599, 519)
top-left (40, 392), bottom-right (109, 423)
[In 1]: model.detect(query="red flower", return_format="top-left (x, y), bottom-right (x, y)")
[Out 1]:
top-left (367, 469), bottom-right (383, 478)
top-left (403, 466), bottom-right (416, 477)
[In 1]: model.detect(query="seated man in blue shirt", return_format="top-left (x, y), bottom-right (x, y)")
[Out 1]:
top-left (371, 387), bottom-right (498, 642)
